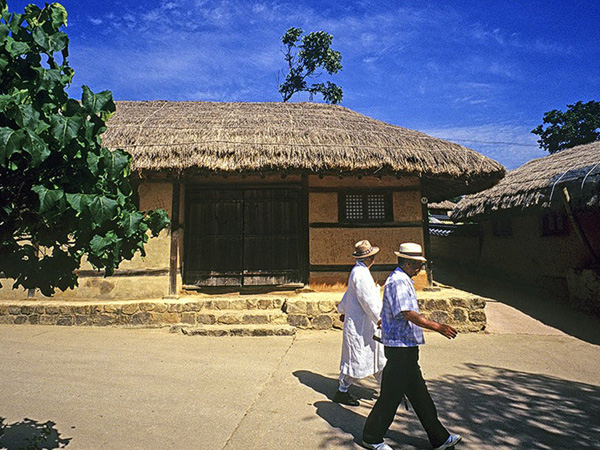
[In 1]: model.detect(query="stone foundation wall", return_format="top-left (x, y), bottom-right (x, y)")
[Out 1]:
top-left (0, 299), bottom-right (285, 327)
top-left (0, 290), bottom-right (486, 331)
top-left (284, 293), bottom-right (486, 332)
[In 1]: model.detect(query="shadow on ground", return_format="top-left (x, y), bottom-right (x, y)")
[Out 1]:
top-left (434, 265), bottom-right (600, 346)
top-left (295, 365), bottom-right (600, 449)
top-left (292, 371), bottom-right (421, 448)
top-left (0, 417), bottom-right (71, 449)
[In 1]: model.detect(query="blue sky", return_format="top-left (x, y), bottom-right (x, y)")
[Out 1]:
top-left (7, 0), bottom-right (600, 169)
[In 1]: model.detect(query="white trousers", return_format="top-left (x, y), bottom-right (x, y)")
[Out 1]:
top-left (338, 369), bottom-right (383, 392)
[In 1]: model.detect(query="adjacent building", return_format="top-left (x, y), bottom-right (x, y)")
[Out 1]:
top-left (449, 141), bottom-right (600, 312)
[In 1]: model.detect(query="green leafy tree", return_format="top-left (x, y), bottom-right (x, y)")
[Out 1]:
top-left (279, 27), bottom-right (343, 104)
top-left (0, 1), bottom-right (170, 295)
top-left (532, 100), bottom-right (600, 153)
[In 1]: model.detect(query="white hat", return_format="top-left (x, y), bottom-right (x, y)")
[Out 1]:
top-left (394, 242), bottom-right (427, 262)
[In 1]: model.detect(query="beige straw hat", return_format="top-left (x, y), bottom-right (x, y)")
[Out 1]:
top-left (394, 242), bottom-right (427, 262)
top-left (352, 240), bottom-right (380, 259)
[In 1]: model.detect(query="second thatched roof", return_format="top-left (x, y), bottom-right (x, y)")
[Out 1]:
top-left (102, 101), bottom-right (504, 202)
top-left (452, 140), bottom-right (600, 221)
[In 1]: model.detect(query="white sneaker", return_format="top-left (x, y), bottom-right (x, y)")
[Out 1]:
top-left (361, 440), bottom-right (393, 450)
top-left (433, 434), bottom-right (462, 450)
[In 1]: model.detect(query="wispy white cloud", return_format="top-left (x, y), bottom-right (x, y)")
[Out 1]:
top-left (423, 123), bottom-right (547, 169)
top-left (466, 21), bottom-right (573, 56)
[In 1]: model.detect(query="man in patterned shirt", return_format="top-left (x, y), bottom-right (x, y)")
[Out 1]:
top-left (362, 243), bottom-right (462, 450)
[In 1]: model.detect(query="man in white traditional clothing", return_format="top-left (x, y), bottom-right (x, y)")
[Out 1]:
top-left (333, 240), bottom-right (387, 407)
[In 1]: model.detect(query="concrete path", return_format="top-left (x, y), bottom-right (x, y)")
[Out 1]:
top-left (2, 266), bottom-right (600, 450)
top-left (484, 301), bottom-right (568, 335)
top-left (1, 317), bottom-right (599, 450)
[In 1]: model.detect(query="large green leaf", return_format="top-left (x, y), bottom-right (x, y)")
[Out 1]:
top-left (0, 23), bottom-right (9, 41)
top-left (32, 27), bottom-right (68, 53)
top-left (121, 211), bottom-right (144, 237)
top-left (50, 114), bottom-right (82, 144)
top-left (146, 209), bottom-right (170, 236)
top-left (7, 12), bottom-right (23, 33)
top-left (86, 151), bottom-right (99, 176)
top-left (0, 127), bottom-right (24, 167)
top-left (102, 148), bottom-right (130, 178)
top-left (89, 231), bottom-right (119, 255)
top-left (81, 85), bottom-right (115, 116)
top-left (88, 195), bottom-right (118, 223)
top-left (5, 37), bottom-right (29, 56)
top-left (33, 67), bottom-right (63, 90)
top-left (0, 94), bottom-right (14, 111)
top-left (65, 193), bottom-right (89, 214)
top-left (32, 185), bottom-right (65, 214)
top-left (24, 130), bottom-right (50, 166)
top-left (49, 3), bottom-right (67, 30)
top-left (16, 104), bottom-right (41, 129)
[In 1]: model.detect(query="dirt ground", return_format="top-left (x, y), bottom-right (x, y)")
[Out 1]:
top-left (1, 266), bottom-right (599, 450)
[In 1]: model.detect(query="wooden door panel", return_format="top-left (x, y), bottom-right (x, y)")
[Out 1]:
top-left (185, 190), bottom-right (243, 286)
top-left (185, 187), bottom-right (302, 287)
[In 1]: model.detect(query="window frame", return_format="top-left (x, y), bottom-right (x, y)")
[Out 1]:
top-left (540, 211), bottom-right (569, 237)
top-left (338, 191), bottom-right (394, 224)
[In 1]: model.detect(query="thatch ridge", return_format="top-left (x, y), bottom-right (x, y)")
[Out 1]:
top-left (102, 101), bottom-right (505, 201)
top-left (452, 140), bottom-right (600, 220)
top-left (429, 200), bottom-right (457, 210)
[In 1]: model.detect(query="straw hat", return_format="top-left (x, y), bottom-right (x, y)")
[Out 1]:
top-left (352, 240), bottom-right (380, 259)
top-left (394, 243), bottom-right (427, 262)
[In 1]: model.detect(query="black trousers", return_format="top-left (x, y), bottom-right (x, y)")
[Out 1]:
top-left (363, 346), bottom-right (450, 447)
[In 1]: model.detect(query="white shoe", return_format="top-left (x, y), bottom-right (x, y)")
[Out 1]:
top-left (361, 440), bottom-right (393, 450)
top-left (433, 434), bottom-right (462, 450)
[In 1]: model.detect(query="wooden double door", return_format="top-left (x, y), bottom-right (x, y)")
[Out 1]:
top-left (184, 187), bottom-right (305, 287)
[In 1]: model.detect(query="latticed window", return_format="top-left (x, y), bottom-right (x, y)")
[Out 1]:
top-left (339, 192), bottom-right (393, 223)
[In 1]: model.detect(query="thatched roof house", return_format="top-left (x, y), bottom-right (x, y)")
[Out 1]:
top-left (441, 141), bottom-right (600, 307)
top-left (453, 141), bottom-right (600, 221)
top-left (99, 101), bottom-right (508, 291)
top-left (103, 101), bottom-right (504, 202)
top-left (1, 100), bottom-right (502, 298)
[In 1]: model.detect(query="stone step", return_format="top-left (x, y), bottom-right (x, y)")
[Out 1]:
top-left (177, 298), bottom-right (285, 311)
top-left (171, 324), bottom-right (296, 337)
top-left (194, 309), bottom-right (288, 326)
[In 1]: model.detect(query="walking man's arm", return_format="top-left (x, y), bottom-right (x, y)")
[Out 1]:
top-left (402, 310), bottom-right (458, 339)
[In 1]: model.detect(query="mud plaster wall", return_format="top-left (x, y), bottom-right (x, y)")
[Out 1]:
top-left (309, 271), bottom-right (428, 290)
top-left (394, 190), bottom-right (422, 222)
top-left (310, 228), bottom-right (424, 265)
top-left (433, 211), bottom-right (599, 296)
top-left (309, 192), bottom-right (337, 222)
top-left (308, 175), bottom-right (426, 288)
top-left (479, 214), bottom-right (593, 281)
top-left (0, 183), bottom-right (175, 301)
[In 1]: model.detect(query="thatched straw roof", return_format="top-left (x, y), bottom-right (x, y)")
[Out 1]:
top-left (103, 101), bottom-right (504, 201)
top-left (429, 200), bottom-right (457, 210)
top-left (452, 141), bottom-right (600, 220)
